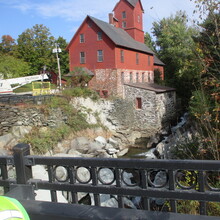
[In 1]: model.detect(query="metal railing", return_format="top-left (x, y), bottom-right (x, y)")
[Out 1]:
top-left (0, 143), bottom-right (220, 219)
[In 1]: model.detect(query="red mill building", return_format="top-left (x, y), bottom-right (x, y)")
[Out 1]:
top-left (67, 0), bottom-right (165, 97)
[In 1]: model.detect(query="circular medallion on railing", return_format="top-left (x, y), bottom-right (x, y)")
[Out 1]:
top-left (147, 170), bottom-right (168, 188)
top-left (175, 170), bottom-right (197, 190)
top-left (76, 167), bottom-right (91, 184)
top-left (121, 169), bottom-right (140, 187)
top-left (98, 168), bottom-right (115, 185)
top-left (53, 166), bottom-right (69, 182)
top-left (205, 171), bottom-right (220, 191)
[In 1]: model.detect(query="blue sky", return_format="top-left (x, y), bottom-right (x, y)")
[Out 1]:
top-left (0, 0), bottom-right (197, 43)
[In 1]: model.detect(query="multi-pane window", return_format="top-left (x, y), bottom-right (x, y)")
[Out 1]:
top-left (136, 53), bottom-right (139, 64)
top-left (120, 50), bottom-right (124, 63)
top-left (148, 56), bottom-right (151, 66)
top-left (121, 72), bottom-right (124, 84)
top-left (130, 72), bottom-right (133, 82)
top-left (122, 21), bottom-right (126, 28)
top-left (97, 50), bottom-right (103, 62)
top-left (122, 11), bottom-right (126, 19)
top-left (142, 72), bottom-right (145, 82)
top-left (80, 52), bottom-right (86, 64)
top-left (80, 34), bottom-right (85, 43)
top-left (97, 31), bottom-right (102, 41)
top-left (136, 72), bottom-right (139, 82)
top-left (148, 72), bottom-right (151, 82)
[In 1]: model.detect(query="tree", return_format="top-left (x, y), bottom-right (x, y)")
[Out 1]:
top-left (17, 24), bottom-right (55, 75)
top-left (0, 35), bottom-right (16, 55)
top-left (0, 55), bottom-right (30, 78)
top-left (144, 32), bottom-right (156, 52)
top-left (189, 0), bottom-right (220, 160)
top-left (152, 11), bottom-right (201, 106)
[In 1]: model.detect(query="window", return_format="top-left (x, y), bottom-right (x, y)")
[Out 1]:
top-left (121, 72), bottom-right (124, 83)
top-left (148, 72), bottom-right (151, 82)
top-left (97, 50), bottom-right (103, 62)
top-left (138, 15), bottom-right (140, 23)
top-left (136, 72), bottom-right (139, 82)
top-left (122, 21), bottom-right (126, 28)
top-left (136, 53), bottom-right (139, 64)
top-left (80, 34), bottom-right (85, 43)
top-left (122, 11), bottom-right (126, 19)
top-left (130, 72), bottom-right (133, 82)
top-left (136, 98), bottom-right (142, 109)
top-left (120, 50), bottom-right (124, 63)
top-left (142, 72), bottom-right (145, 82)
top-left (97, 31), bottom-right (102, 41)
top-left (148, 56), bottom-right (151, 66)
top-left (80, 52), bottom-right (86, 64)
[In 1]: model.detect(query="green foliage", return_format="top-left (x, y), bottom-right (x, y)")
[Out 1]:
top-left (0, 35), bottom-right (16, 55)
top-left (144, 32), bottom-right (156, 52)
top-left (62, 87), bottom-right (99, 101)
top-left (17, 24), bottom-right (55, 75)
top-left (22, 125), bottom-right (71, 154)
top-left (0, 54), bottom-right (30, 78)
top-left (152, 11), bottom-right (201, 106)
top-left (66, 67), bottom-right (92, 87)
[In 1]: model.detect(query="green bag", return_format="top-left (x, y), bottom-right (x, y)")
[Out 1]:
top-left (0, 196), bottom-right (30, 220)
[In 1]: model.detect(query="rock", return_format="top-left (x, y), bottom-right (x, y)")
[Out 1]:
top-left (0, 133), bottom-right (14, 149)
top-left (87, 142), bottom-right (104, 154)
top-left (94, 136), bottom-right (107, 147)
top-left (70, 137), bottom-right (90, 154)
top-left (54, 152), bottom-right (82, 158)
top-left (11, 126), bottom-right (32, 138)
top-left (108, 138), bottom-right (119, 148)
top-left (0, 149), bottom-right (10, 156)
top-left (117, 148), bottom-right (129, 157)
top-left (106, 148), bottom-right (119, 155)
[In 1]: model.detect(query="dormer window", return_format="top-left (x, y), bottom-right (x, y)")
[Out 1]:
top-left (80, 34), bottom-right (85, 43)
top-left (122, 11), bottom-right (126, 19)
top-left (97, 31), bottom-right (102, 41)
top-left (122, 21), bottom-right (126, 28)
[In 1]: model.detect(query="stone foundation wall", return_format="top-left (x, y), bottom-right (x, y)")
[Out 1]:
top-left (0, 105), bottom-right (65, 136)
top-left (124, 85), bottom-right (176, 130)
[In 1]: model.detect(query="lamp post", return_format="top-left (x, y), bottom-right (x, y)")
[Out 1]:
top-left (52, 43), bottom-right (62, 89)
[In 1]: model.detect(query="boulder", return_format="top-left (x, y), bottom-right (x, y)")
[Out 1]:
top-left (108, 138), bottom-right (119, 148)
top-left (70, 137), bottom-right (90, 154)
top-left (0, 133), bottom-right (14, 149)
top-left (117, 148), bottom-right (129, 157)
top-left (11, 126), bottom-right (32, 138)
top-left (94, 136), bottom-right (107, 147)
top-left (87, 141), bottom-right (104, 154)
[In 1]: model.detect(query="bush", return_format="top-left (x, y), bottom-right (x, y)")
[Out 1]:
top-left (62, 87), bottom-right (99, 101)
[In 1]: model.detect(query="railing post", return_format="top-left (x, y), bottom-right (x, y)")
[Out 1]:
top-left (13, 143), bottom-right (33, 184)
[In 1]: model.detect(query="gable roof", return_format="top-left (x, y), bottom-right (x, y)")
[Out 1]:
top-left (88, 16), bottom-right (153, 55)
top-left (154, 55), bottom-right (165, 66)
top-left (113, 0), bottom-right (144, 12)
top-left (124, 83), bottom-right (175, 94)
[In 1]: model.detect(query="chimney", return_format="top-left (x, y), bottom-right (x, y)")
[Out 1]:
top-left (109, 13), bottom-right (114, 25)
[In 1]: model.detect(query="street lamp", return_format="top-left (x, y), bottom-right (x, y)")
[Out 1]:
top-left (52, 43), bottom-right (62, 89)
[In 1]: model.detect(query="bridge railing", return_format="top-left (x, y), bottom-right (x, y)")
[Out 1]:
top-left (0, 143), bottom-right (219, 219)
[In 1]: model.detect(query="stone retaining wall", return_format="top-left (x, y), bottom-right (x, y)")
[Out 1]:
top-left (0, 105), bottom-right (64, 136)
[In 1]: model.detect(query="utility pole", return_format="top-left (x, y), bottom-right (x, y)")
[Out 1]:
top-left (52, 43), bottom-right (62, 89)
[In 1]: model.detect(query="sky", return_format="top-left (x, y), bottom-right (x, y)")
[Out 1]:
top-left (0, 0), bottom-right (198, 43)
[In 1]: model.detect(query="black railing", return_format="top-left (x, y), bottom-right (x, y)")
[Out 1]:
top-left (0, 143), bottom-right (220, 220)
